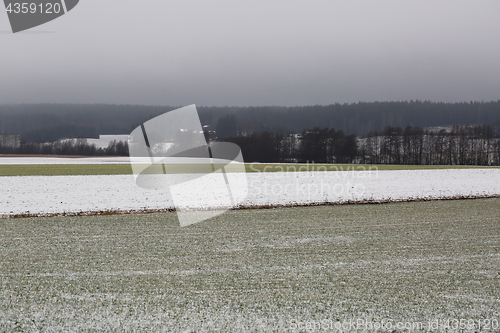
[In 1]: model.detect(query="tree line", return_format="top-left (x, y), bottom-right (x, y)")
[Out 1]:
top-left (222, 128), bottom-right (358, 164)
top-left (0, 139), bottom-right (129, 156)
top-left (359, 125), bottom-right (500, 165)
top-left (1, 121), bottom-right (499, 165)
top-left (220, 124), bottom-right (500, 166)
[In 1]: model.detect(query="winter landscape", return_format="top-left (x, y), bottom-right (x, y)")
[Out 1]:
top-left (1, 157), bottom-right (499, 331)
top-left (3, 0), bottom-right (500, 331)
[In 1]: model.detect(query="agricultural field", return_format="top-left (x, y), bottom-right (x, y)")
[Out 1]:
top-left (1, 157), bottom-right (499, 331)
top-left (0, 199), bottom-right (499, 332)
top-left (1, 167), bottom-right (499, 218)
top-left (0, 162), bottom-right (499, 177)
top-left (1, 156), bottom-right (499, 177)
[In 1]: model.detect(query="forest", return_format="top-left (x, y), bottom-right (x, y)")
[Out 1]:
top-left (221, 124), bottom-right (500, 165)
top-left (2, 124), bottom-right (499, 166)
top-left (1, 101), bottom-right (500, 165)
top-left (0, 138), bottom-right (128, 156)
top-left (1, 101), bottom-right (500, 141)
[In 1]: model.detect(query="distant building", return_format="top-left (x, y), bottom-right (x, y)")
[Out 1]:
top-left (0, 135), bottom-right (21, 148)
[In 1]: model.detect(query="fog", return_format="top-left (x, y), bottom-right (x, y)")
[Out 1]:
top-left (1, 0), bottom-right (499, 106)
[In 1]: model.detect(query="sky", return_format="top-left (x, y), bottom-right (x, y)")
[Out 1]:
top-left (1, 0), bottom-right (499, 106)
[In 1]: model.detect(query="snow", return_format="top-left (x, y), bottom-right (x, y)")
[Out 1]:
top-left (0, 156), bottom-right (240, 165)
top-left (1, 168), bottom-right (499, 217)
top-left (0, 157), bottom-right (132, 165)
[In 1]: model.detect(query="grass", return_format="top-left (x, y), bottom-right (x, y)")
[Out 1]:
top-left (0, 199), bottom-right (499, 331)
top-left (0, 164), bottom-right (133, 176)
top-left (1, 162), bottom-right (498, 176)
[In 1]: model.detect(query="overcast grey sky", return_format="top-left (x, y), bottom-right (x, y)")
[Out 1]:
top-left (1, 0), bottom-right (499, 106)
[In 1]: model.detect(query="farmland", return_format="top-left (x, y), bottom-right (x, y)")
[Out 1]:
top-left (0, 199), bottom-right (499, 331)
top-left (1, 158), bottom-right (499, 177)
top-left (2, 166), bottom-right (500, 218)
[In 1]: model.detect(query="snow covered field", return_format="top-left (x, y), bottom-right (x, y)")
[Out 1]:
top-left (0, 156), bottom-right (239, 166)
top-left (0, 157), bottom-right (132, 165)
top-left (1, 168), bottom-right (499, 217)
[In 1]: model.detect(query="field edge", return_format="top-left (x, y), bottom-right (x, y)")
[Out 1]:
top-left (2, 194), bottom-right (499, 220)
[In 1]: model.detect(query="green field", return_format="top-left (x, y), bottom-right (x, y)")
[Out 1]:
top-left (1, 162), bottom-right (498, 177)
top-left (0, 199), bottom-right (499, 331)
